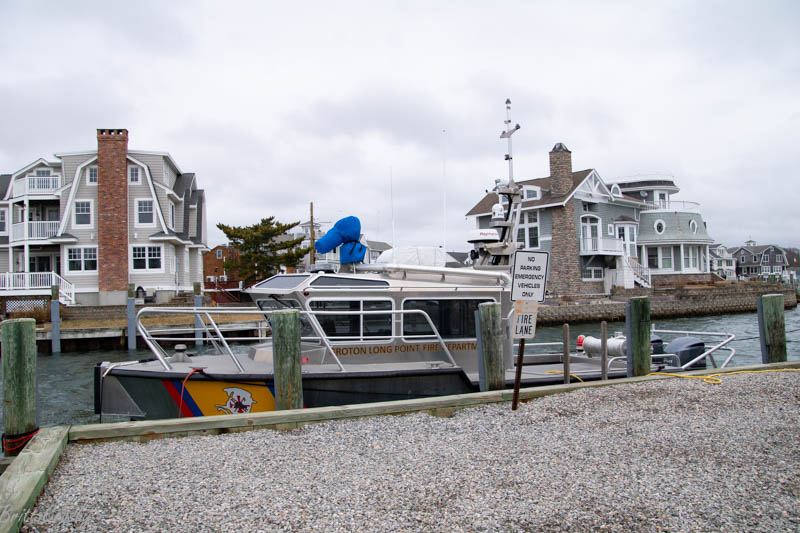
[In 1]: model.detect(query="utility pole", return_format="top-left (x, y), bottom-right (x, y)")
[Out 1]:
top-left (309, 202), bottom-right (315, 265)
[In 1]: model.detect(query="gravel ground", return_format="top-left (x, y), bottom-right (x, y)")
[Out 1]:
top-left (23, 371), bottom-right (800, 532)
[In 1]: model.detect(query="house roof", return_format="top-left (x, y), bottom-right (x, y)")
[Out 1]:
top-left (465, 169), bottom-right (594, 216)
top-left (173, 173), bottom-right (194, 199)
top-left (729, 244), bottom-right (786, 256)
top-left (366, 240), bottom-right (392, 252)
top-left (637, 212), bottom-right (714, 244)
top-left (0, 175), bottom-right (11, 198)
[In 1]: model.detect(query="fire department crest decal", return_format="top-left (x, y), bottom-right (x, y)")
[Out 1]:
top-left (216, 387), bottom-right (257, 414)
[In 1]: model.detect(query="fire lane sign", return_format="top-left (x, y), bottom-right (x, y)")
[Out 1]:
top-left (511, 251), bottom-right (549, 302)
top-left (512, 300), bottom-right (539, 339)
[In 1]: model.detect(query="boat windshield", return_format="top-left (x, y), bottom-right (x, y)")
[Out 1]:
top-left (256, 297), bottom-right (316, 339)
top-left (252, 274), bottom-right (310, 290)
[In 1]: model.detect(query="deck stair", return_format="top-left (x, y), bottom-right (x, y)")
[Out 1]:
top-left (0, 271), bottom-right (75, 305)
top-left (625, 255), bottom-right (652, 289)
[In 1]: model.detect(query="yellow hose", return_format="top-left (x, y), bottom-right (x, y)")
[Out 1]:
top-left (545, 369), bottom-right (584, 383)
top-left (648, 368), bottom-right (800, 385)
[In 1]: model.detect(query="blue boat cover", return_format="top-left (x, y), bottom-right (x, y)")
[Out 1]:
top-left (314, 216), bottom-right (366, 264)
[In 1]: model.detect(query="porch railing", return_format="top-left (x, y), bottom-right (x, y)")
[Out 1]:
top-left (580, 237), bottom-right (624, 254)
top-left (0, 271), bottom-right (75, 304)
top-left (10, 220), bottom-right (60, 241)
top-left (13, 175), bottom-right (61, 197)
top-left (641, 200), bottom-right (701, 213)
top-left (625, 255), bottom-right (651, 288)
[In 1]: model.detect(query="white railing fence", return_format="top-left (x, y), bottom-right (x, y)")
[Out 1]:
top-left (13, 175), bottom-right (61, 197)
top-left (0, 271), bottom-right (75, 304)
top-left (625, 255), bottom-right (652, 288)
top-left (580, 237), bottom-right (624, 254)
top-left (11, 220), bottom-right (59, 241)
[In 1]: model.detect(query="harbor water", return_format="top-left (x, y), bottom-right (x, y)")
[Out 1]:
top-left (1, 308), bottom-right (799, 428)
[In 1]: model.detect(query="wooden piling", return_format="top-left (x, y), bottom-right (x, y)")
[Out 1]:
top-left (477, 302), bottom-right (504, 391)
top-left (626, 297), bottom-right (651, 377)
top-left (127, 284), bottom-right (136, 351)
top-left (193, 282), bottom-right (203, 347)
top-left (757, 293), bottom-right (786, 364)
top-left (600, 321), bottom-right (608, 380)
top-left (272, 309), bottom-right (303, 410)
top-left (562, 324), bottom-right (571, 384)
top-left (50, 285), bottom-right (60, 354)
top-left (2, 318), bottom-right (38, 457)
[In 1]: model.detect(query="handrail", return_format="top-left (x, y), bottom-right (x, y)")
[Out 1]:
top-left (135, 306), bottom-right (458, 373)
top-left (355, 263), bottom-right (512, 286)
top-left (625, 255), bottom-right (651, 287)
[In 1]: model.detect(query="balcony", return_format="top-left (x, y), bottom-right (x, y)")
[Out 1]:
top-left (579, 237), bottom-right (624, 256)
top-left (641, 200), bottom-right (701, 213)
top-left (13, 175), bottom-right (61, 197)
top-left (11, 221), bottom-right (60, 242)
top-left (0, 271), bottom-right (74, 304)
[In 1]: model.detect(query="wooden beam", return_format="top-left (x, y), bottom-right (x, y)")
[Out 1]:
top-left (67, 361), bottom-right (800, 445)
top-left (0, 426), bottom-right (69, 533)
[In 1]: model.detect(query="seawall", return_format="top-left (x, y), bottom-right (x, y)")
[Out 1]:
top-left (537, 286), bottom-right (797, 325)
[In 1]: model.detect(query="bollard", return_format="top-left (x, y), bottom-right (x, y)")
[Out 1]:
top-left (757, 293), bottom-right (786, 363)
top-left (193, 282), bottom-right (203, 347)
top-left (562, 324), bottom-right (571, 384)
top-left (477, 302), bottom-right (505, 391)
top-left (626, 297), bottom-right (651, 377)
top-left (50, 285), bottom-right (61, 354)
top-left (2, 318), bottom-right (38, 457)
top-left (272, 309), bottom-right (303, 410)
top-left (600, 321), bottom-right (608, 381)
top-left (127, 284), bottom-right (137, 351)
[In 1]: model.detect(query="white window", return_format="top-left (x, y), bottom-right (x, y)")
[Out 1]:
top-left (581, 267), bottom-right (604, 280)
top-left (132, 245), bottom-right (163, 271)
top-left (0, 208), bottom-right (6, 234)
top-left (654, 219), bottom-right (666, 235)
top-left (87, 166), bottom-right (98, 185)
top-left (35, 169), bottom-right (51, 177)
top-left (607, 224), bottom-right (614, 236)
top-left (129, 166), bottom-right (140, 184)
top-left (216, 249), bottom-right (223, 259)
top-left (136, 199), bottom-right (155, 227)
top-left (689, 220), bottom-right (697, 234)
top-left (169, 202), bottom-right (175, 229)
top-left (523, 186), bottom-right (540, 200)
top-left (67, 247), bottom-right (98, 272)
top-left (684, 246), bottom-right (698, 269)
top-left (661, 246), bottom-right (673, 269)
top-left (73, 200), bottom-right (93, 227)
top-left (515, 210), bottom-right (540, 249)
top-left (611, 184), bottom-right (621, 196)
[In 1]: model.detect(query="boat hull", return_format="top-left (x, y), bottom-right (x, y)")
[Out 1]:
top-left (97, 367), bottom-right (476, 420)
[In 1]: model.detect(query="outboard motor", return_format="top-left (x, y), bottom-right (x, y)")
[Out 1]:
top-left (665, 336), bottom-right (706, 369)
top-left (650, 334), bottom-right (664, 355)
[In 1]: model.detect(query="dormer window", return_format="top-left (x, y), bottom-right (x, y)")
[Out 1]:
top-left (35, 169), bottom-right (51, 177)
top-left (523, 186), bottom-right (541, 200)
top-left (654, 220), bottom-right (666, 235)
top-left (689, 220), bottom-right (697, 234)
top-left (610, 184), bottom-right (621, 197)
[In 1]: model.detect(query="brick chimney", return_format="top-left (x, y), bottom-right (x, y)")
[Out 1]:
top-left (97, 129), bottom-right (129, 304)
top-left (549, 142), bottom-right (573, 196)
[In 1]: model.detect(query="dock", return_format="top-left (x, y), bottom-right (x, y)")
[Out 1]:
top-left (2, 362), bottom-right (799, 532)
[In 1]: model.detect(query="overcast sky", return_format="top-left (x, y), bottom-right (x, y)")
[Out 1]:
top-left (1, 1), bottom-right (798, 251)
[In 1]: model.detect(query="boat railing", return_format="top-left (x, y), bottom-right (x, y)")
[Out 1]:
top-left (136, 306), bottom-right (457, 373)
top-left (652, 328), bottom-right (736, 369)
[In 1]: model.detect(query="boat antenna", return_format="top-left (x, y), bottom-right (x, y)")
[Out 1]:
top-left (499, 98), bottom-right (520, 186)
top-left (390, 165), bottom-right (396, 254)
top-left (442, 128), bottom-right (447, 253)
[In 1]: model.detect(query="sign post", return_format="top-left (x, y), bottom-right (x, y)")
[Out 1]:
top-left (510, 251), bottom-right (548, 410)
